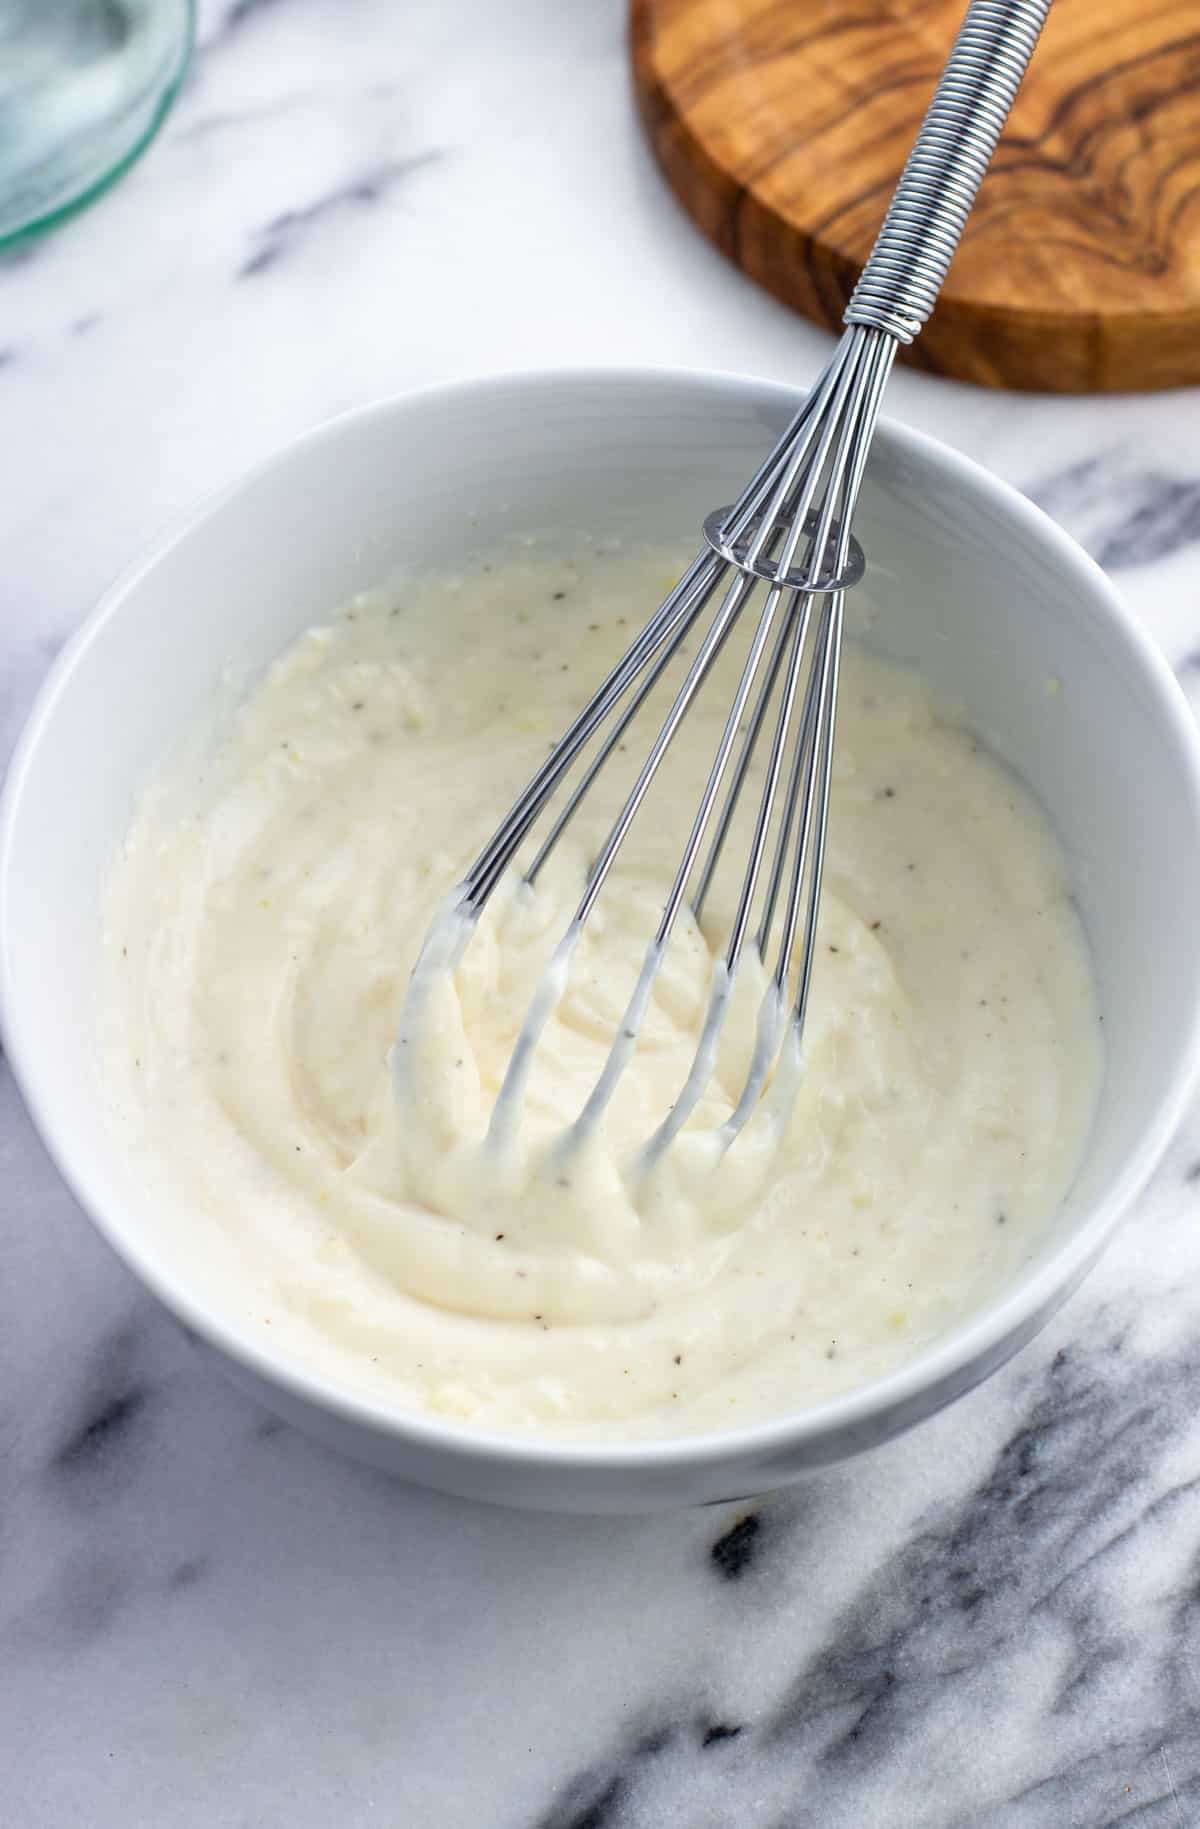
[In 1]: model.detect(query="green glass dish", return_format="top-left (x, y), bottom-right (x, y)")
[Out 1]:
top-left (0, 0), bottom-right (194, 249)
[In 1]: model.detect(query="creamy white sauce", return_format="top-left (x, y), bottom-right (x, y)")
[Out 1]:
top-left (101, 536), bottom-right (1102, 1439)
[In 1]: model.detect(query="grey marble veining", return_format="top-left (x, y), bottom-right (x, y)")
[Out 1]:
top-left (1029, 456), bottom-right (1200, 576)
top-left (2, 2), bottom-right (1200, 1823)
top-left (236, 150), bottom-right (446, 278)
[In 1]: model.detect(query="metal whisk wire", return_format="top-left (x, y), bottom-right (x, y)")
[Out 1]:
top-left (436, 0), bottom-right (1052, 1163)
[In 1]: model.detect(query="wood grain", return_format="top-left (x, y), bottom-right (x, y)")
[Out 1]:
top-left (632, 0), bottom-right (1200, 392)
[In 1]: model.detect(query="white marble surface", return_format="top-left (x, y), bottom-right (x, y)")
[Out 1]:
top-left (3, 2), bottom-right (1200, 1823)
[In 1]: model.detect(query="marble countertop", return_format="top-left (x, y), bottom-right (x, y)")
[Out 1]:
top-left (3, 3), bottom-right (1200, 1823)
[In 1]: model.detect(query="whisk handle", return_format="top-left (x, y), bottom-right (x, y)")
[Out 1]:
top-left (844, 0), bottom-right (1052, 344)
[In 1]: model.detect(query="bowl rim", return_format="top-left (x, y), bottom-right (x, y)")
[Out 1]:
top-left (5, 362), bottom-right (1200, 1477)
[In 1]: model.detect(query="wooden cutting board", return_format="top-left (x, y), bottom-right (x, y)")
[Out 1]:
top-left (631, 0), bottom-right (1200, 392)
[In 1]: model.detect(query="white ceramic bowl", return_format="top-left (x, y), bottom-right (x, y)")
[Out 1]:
top-left (4, 370), bottom-right (1200, 1514)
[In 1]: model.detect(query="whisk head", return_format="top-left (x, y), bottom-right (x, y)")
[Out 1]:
top-left (413, 325), bottom-right (897, 1169)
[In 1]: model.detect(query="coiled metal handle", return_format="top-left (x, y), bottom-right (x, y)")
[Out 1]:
top-left (844, 0), bottom-right (1051, 343)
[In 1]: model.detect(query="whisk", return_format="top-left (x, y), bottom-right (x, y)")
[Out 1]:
top-left (416, 0), bottom-right (1052, 1168)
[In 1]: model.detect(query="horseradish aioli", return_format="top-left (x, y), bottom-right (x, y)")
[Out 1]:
top-left (101, 537), bottom-right (1102, 1439)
